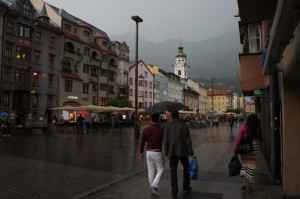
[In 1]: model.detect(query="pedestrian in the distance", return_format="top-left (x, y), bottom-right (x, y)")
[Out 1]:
top-left (139, 113), bottom-right (164, 196)
top-left (164, 110), bottom-right (195, 199)
top-left (118, 114), bottom-right (123, 134)
top-left (2, 117), bottom-right (11, 137)
top-left (52, 115), bottom-right (58, 131)
top-left (234, 113), bottom-right (262, 192)
top-left (76, 114), bottom-right (85, 132)
top-left (228, 114), bottom-right (234, 133)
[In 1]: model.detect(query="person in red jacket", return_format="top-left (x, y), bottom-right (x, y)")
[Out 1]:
top-left (139, 113), bottom-right (164, 196)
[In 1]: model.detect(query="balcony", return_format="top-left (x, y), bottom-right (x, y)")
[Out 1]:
top-left (2, 82), bottom-right (14, 90)
top-left (47, 87), bottom-right (56, 95)
top-left (2, 82), bottom-right (31, 91)
top-left (237, 0), bottom-right (276, 23)
top-left (239, 53), bottom-right (269, 96)
top-left (64, 49), bottom-right (76, 58)
top-left (90, 57), bottom-right (100, 65)
top-left (2, 57), bottom-right (14, 66)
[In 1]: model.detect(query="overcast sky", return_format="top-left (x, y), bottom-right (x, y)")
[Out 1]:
top-left (44, 0), bottom-right (239, 43)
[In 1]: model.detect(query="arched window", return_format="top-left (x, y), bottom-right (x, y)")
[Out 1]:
top-left (92, 51), bottom-right (98, 60)
top-left (178, 70), bottom-right (181, 76)
top-left (64, 42), bottom-right (74, 52)
top-left (110, 58), bottom-right (115, 66)
top-left (91, 66), bottom-right (97, 76)
top-left (63, 60), bottom-right (71, 71)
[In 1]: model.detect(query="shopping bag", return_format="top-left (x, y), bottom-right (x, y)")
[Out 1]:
top-left (228, 153), bottom-right (241, 176)
top-left (189, 158), bottom-right (198, 180)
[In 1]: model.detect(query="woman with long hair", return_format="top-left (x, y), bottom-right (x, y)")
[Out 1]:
top-left (234, 113), bottom-right (262, 192)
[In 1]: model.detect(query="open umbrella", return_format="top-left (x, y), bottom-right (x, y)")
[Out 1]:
top-left (145, 101), bottom-right (186, 114)
top-left (179, 110), bottom-right (196, 114)
top-left (78, 110), bottom-right (89, 115)
top-left (0, 111), bottom-right (9, 116)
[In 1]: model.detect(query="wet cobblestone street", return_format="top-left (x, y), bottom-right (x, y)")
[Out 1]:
top-left (0, 123), bottom-right (284, 199)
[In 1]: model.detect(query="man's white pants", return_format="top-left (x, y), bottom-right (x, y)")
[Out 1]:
top-left (146, 151), bottom-right (165, 188)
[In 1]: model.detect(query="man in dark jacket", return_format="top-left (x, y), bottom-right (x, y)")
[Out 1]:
top-left (164, 110), bottom-right (195, 199)
top-left (139, 113), bottom-right (164, 196)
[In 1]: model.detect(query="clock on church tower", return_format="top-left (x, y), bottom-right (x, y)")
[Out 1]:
top-left (174, 41), bottom-right (188, 79)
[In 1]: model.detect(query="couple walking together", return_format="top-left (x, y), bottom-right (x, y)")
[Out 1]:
top-left (139, 111), bottom-right (195, 199)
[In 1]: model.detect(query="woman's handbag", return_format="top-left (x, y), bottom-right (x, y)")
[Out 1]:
top-left (189, 158), bottom-right (199, 180)
top-left (236, 135), bottom-right (252, 154)
top-left (228, 153), bottom-right (241, 176)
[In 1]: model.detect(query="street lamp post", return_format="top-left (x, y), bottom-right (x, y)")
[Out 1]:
top-left (212, 77), bottom-right (215, 116)
top-left (131, 15), bottom-right (143, 139)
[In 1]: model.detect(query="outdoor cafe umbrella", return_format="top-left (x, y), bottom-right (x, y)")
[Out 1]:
top-left (118, 107), bottom-right (135, 111)
top-left (145, 101), bottom-right (186, 114)
top-left (50, 105), bottom-right (77, 110)
top-left (102, 106), bottom-right (122, 112)
top-left (74, 104), bottom-right (120, 112)
top-left (75, 104), bottom-right (104, 111)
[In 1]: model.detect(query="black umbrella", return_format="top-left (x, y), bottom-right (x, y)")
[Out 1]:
top-left (0, 111), bottom-right (8, 116)
top-left (145, 101), bottom-right (186, 114)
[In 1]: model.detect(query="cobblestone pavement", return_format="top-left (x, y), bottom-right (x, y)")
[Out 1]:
top-left (0, 122), bottom-right (285, 199)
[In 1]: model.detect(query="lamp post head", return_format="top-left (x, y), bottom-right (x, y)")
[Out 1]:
top-left (131, 15), bottom-right (143, 23)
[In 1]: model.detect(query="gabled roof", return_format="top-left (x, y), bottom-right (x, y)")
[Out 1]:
top-left (129, 60), bottom-right (153, 75)
top-left (48, 4), bottom-right (110, 40)
top-left (37, 2), bottom-right (49, 21)
top-left (119, 41), bottom-right (130, 51)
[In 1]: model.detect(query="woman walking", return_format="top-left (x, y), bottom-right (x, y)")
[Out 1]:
top-left (52, 115), bottom-right (58, 133)
top-left (234, 113), bottom-right (262, 192)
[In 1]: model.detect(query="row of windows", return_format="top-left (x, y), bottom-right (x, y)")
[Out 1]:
top-left (64, 80), bottom-right (114, 94)
top-left (128, 89), bottom-right (153, 98)
top-left (2, 93), bottom-right (55, 109)
top-left (209, 102), bottom-right (231, 106)
top-left (6, 21), bottom-right (57, 48)
top-left (63, 61), bottom-right (116, 80)
top-left (5, 43), bottom-right (56, 67)
top-left (209, 96), bottom-right (232, 100)
top-left (128, 78), bottom-right (153, 88)
top-left (64, 42), bottom-right (109, 62)
top-left (63, 23), bottom-right (108, 49)
top-left (2, 68), bottom-right (55, 87)
top-left (128, 101), bottom-right (153, 109)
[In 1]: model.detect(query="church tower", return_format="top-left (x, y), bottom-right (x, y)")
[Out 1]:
top-left (174, 41), bottom-right (188, 79)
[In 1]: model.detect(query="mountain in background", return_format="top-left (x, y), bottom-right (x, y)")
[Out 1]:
top-left (111, 30), bottom-right (242, 94)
